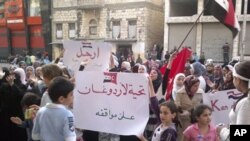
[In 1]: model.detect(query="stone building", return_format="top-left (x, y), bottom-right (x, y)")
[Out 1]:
top-left (51, 0), bottom-right (164, 60)
top-left (164, 0), bottom-right (250, 62)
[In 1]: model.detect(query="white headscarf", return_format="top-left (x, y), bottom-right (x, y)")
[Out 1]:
top-left (138, 64), bottom-right (147, 73)
top-left (14, 68), bottom-right (27, 85)
top-left (172, 73), bottom-right (185, 101)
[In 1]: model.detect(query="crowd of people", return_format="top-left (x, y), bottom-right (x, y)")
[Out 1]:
top-left (0, 47), bottom-right (250, 141)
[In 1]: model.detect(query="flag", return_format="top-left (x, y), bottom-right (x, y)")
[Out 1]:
top-left (165, 48), bottom-right (192, 100)
top-left (208, 0), bottom-right (240, 38)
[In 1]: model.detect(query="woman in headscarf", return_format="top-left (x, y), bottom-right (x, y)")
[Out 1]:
top-left (0, 69), bottom-right (27, 141)
top-left (26, 66), bottom-right (36, 81)
top-left (191, 62), bottom-right (206, 91)
top-left (14, 68), bottom-right (27, 85)
top-left (217, 61), bottom-right (250, 141)
top-left (175, 75), bottom-right (204, 141)
top-left (25, 66), bottom-right (42, 96)
top-left (172, 73), bottom-right (185, 101)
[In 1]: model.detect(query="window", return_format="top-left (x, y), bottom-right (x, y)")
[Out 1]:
top-left (0, 2), bottom-right (4, 18)
top-left (128, 20), bottom-right (136, 39)
top-left (112, 21), bottom-right (120, 38)
top-left (89, 19), bottom-right (97, 35)
top-left (68, 23), bottom-right (76, 38)
top-left (0, 2), bottom-right (4, 10)
top-left (169, 0), bottom-right (197, 17)
top-left (56, 23), bottom-right (63, 39)
top-left (29, 0), bottom-right (41, 16)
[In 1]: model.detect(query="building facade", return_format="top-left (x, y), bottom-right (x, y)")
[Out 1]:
top-left (164, 0), bottom-right (250, 62)
top-left (51, 0), bottom-right (164, 60)
top-left (0, 0), bottom-right (51, 61)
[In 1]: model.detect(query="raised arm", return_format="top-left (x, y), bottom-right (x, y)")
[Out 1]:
top-left (167, 51), bottom-right (177, 69)
top-left (162, 51), bottom-right (177, 94)
top-left (148, 76), bottom-right (156, 98)
top-left (148, 77), bottom-right (161, 123)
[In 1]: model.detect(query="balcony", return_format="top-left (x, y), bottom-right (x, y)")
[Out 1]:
top-left (77, 0), bottom-right (104, 9)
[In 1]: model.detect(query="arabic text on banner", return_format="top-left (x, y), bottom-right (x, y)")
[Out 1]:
top-left (63, 40), bottom-right (112, 72)
top-left (73, 71), bottom-right (149, 136)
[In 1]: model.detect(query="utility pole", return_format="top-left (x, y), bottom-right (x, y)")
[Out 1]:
top-left (240, 0), bottom-right (248, 61)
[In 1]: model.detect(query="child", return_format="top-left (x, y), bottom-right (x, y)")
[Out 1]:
top-left (10, 92), bottom-right (41, 141)
top-left (183, 104), bottom-right (219, 141)
top-left (32, 76), bottom-right (76, 141)
top-left (149, 77), bottom-right (178, 141)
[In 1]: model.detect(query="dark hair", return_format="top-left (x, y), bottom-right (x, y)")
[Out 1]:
top-left (21, 92), bottom-right (41, 108)
top-left (48, 76), bottom-right (74, 103)
top-left (2, 68), bottom-right (10, 83)
top-left (234, 61), bottom-right (250, 83)
top-left (160, 101), bottom-right (178, 114)
top-left (150, 68), bottom-right (163, 92)
top-left (160, 101), bottom-right (180, 126)
top-left (233, 61), bottom-right (250, 111)
top-left (191, 104), bottom-right (212, 123)
top-left (132, 64), bottom-right (139, 73)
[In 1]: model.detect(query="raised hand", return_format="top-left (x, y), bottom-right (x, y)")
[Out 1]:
top-left (10, 117), bottom-right (22, 125)
top-left (6, 74), bottom-right (15, 86)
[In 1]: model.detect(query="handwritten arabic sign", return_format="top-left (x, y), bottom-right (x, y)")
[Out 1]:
top-left (73, 71), bottom-right (149, 136)
top-left (63, 40), bottom-right (112, 72)
top-left (202, 89), bottom-right (243, 125)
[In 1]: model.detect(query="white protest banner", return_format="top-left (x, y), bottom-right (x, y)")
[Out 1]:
top-left (63, 40), bottom-right (112, 72)
top-left (73, 71), bottom-right (149, 136)
top-left (203, 89), bottom-right (243, 125)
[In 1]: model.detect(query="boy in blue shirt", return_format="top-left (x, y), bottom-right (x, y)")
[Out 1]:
top-left (32, 76), bottom-right (76, 141)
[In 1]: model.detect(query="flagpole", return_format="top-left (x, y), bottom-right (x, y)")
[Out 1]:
top-left (240, 0), bottom-right (248, 61)
top-left (176, 0), bottom-right (211, 51)
top-left (176, 10), bottom-right (204, 51)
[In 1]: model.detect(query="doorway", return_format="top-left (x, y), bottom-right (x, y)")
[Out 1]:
top-left (116, 44), bottom-right (132, 61)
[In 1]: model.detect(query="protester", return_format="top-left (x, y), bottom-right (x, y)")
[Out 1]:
top-left (25, 66), bottom-right (41, 96)
top-left (172, 73), bottom-right (185, 101)
top-left (136, 54), bottom-right (143, 64)
top-left (175, 75), bottom-right (204, 141)
top-left (40, 64), bottom-right (63, 106)
top-left (217, 61), bottom-right (250, 141)
top-left (149, 77), bottom-right (178, 141)
top-left (35, 66), bottom-right (46, 95)
top-left (221, 71), bottom-right (235, 90)
top-left (120, 61), bottom-right (132, 72)
top-left (14, 67), bottom-right (27, 85)
top-left (0, 69), bottom-right (27, 141)
top-left (190, 62), bottom-right (206, 92)
top-left (138, 64), bottom-right (148, 74)
top-left (10, 92), bottom-right (41, 141)
top-left (143, 53), bottom-right (177, 140)
top-left (149, 68), bottom-right (162, 93)
top-left (132, 63), bottom-right (140, 73)
top-left (183, 104), bottom-right (219, 141)
top-left (32, 76), bottom-right (76, 141)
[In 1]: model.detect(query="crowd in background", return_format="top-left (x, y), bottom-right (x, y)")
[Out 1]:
top-left (0, 46), bottom-right (247, 141)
